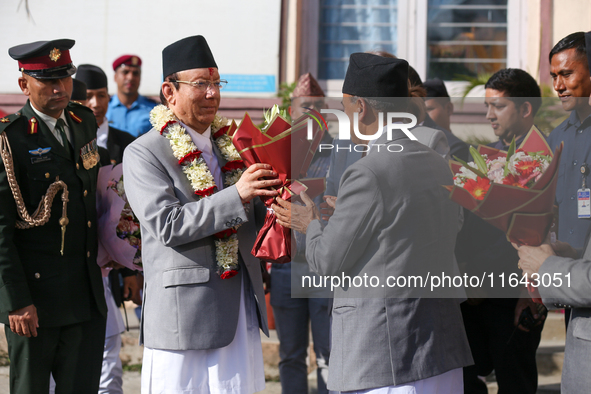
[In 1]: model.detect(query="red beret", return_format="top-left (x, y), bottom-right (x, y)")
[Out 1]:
top-left (112, 55), bottom-right (142, 70)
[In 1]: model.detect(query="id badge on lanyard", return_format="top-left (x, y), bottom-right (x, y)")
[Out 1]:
top-left (578, 163), bottom-right (590, 218)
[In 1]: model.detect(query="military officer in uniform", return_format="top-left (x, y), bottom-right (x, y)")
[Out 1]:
top-left (0, 39), bottom-right (107, 393)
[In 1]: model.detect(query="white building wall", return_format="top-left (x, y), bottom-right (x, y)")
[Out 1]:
top-left (0, 0), bottom-right (281, 97)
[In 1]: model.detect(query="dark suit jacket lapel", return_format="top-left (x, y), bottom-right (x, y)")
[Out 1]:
top-left (107, 127), bottom-right (122, 164)
top-left (22, 102), bottom-right (71, 161)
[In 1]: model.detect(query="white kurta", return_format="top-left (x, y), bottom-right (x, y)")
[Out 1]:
top-left (342, 368), bottom-right (463, 394)
top-left (141, 275), bottom-right (265, 394)
top-left (140, 123), bottom-right (265, 394)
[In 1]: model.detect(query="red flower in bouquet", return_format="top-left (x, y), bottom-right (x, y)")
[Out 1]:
top-left (514, 159), bottom-right (540, 177)
top-left (502, 173), bottom-right (526, 188)
top-left (463, 177), bottom-right (491, 200)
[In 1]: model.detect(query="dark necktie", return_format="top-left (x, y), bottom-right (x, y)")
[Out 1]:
top-left (55, 118), bottom-right (73, 156)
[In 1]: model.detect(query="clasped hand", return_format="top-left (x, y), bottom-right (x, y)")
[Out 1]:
top-left (512, 240), bottom-right (577, 279)
top-left (9, 304), bottom-right (39, 337)
top-left (272, 191), bottom-right (320, 234)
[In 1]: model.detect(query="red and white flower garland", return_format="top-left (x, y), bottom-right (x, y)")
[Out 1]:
top-left (149, 105), bottom-right (245, 279)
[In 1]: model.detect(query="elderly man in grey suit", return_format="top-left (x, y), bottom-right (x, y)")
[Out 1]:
top-left (122, 35), bottom-right (281, 394)
top-left (273, 53), bottom-right (472, 393)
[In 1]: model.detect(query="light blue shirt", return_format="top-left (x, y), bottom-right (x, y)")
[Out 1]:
top-left (107, 94), bottom-right (157, 137)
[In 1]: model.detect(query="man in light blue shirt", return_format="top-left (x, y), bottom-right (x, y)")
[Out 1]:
top-left (106, 54), bottom-right (157, 137)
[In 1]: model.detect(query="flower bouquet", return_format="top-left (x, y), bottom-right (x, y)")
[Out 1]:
top-left (445, 126), bottom-right (563, 246)
top-left (215, 105), bottom-right (327, 264)
top-left (96, 164), bottom-right (142, 274)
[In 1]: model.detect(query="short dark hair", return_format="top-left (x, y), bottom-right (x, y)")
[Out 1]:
top-left (484, 68), bottom-right (542, 115)
top-left (549, 31), bottom-right (587, 64)
top-left (159, 72), bottom-right (180, 105)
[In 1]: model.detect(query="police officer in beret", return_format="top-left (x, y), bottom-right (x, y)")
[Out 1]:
top-left (106, 54), bottom-right (157, 137)
top-left (0, 38), bottom-right (107, 393)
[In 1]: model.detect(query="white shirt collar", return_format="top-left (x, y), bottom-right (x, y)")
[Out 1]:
top-left (30, 105), bottom-right (68, 132)
top-left (182, 122), bottom-right (212, 153)
top-left (30, 104), bottom-right (70, 145)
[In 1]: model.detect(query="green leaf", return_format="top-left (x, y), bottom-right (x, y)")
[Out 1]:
top-left (453, 156), bottom-right (489, 179)
top-left (469, 146), bottom-right (488, 174)
top-left (503, 136), bottom-right (516, 177)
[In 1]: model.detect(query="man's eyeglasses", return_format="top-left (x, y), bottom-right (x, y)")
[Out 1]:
top-left (170, 80), bottom-right (228, 91)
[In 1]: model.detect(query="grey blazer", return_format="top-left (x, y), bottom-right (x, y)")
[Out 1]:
top-left (305, 130), bottom-right (473, 391)
top-left (122, 128), bottom-right (268, 351)
top-left (539, 246), bottom-right (591, 394)
top-left (325, 125), bottom-right (449, 197)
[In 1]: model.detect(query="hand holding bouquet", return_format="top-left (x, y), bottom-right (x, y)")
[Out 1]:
top-left (215, 105), bottom-right (327, 264)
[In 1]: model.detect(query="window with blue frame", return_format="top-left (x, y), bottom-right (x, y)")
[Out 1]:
top-left (318, 0), bottom-right (398, 80)
top-left (427, 0), bottom-right (508, 80)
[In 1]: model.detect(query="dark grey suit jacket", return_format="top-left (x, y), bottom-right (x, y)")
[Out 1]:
top-left (305, 130), bottom-right (472, 391)
top-left (539, 245), bottom-right (591, 394)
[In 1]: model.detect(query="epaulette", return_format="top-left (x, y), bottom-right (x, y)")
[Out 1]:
top-left (68, 100), bottom-right (94, 114)
top-left (67, 101), bottom-right (94, 123)
top-left (0, 112), bottom-right (23, 134)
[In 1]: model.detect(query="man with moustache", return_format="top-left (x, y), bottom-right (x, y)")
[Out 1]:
top-left (76, 64), bottom-right (136, 165)
top-left (547, 32), bottom-right (591, 253)
top-left (122, 35), bottom-right (280, 394)
top-left (512, 30), bottom-right (591, 394)
top-left (456, 68), bottom-right (546, 394)
top-left (0, 39), bottom-right (107, 393)
top-left (545, 31), bottom-right (591, 330)
top-left (107, 55), bottom-right (157, 137)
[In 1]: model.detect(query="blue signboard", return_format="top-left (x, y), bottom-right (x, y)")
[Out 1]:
top-left (221, 74), bottom-right (276, 93)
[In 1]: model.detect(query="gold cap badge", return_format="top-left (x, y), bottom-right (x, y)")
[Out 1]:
top-left (131, 56), bottom-right (139, 66)
top-left (49, 48), bottom-right (61, 62)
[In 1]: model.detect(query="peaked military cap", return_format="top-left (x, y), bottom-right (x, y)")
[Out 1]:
top-left (76, 64), bottom-right (108, 90)
top-left (9, 39), bottom-right (76, 79)
top-left (162, 35), bottom-right (217, 78)
top-left (343, 53), bottom-right (409, 98)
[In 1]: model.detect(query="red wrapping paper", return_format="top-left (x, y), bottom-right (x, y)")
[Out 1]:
top-left (446, 127), bottom-right (563, 303)
top-left (216, 110), bottom-right (327, 264)
top-left (446, 127), bottom-right (562, 246)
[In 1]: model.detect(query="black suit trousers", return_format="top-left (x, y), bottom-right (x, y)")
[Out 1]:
top-left (461, 299), bottom-right (543, 394)
top-left (5, 304), bottom-right (106, 394)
